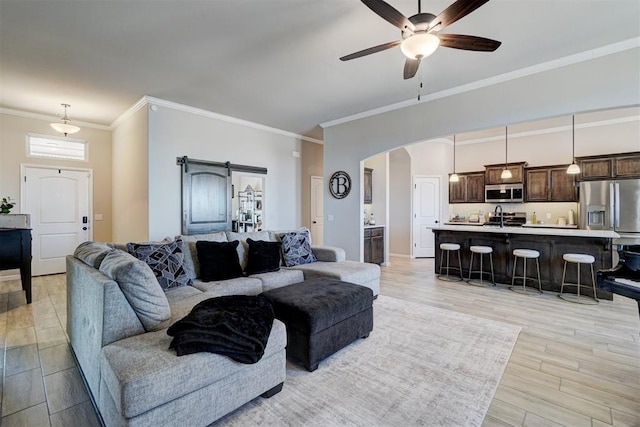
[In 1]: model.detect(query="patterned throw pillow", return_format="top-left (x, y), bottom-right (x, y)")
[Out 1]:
top-left (126, 239), bottom-right (193, 290)
top-left (279, 230), bottom-right (318, 267)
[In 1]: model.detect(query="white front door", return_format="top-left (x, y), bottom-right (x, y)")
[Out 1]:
top-left (310, 176), bottom-right (324, 245)
top-left (413, 176), bottom-right (440, 258)
top-left (22, 166), bottom-right (92, 276)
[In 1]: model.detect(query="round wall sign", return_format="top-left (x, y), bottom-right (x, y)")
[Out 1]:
top-left (329, 171), bottom-right (351, 199)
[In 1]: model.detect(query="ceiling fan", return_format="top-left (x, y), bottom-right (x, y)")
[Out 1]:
top-left (340, 0), bottom-right (502, 79)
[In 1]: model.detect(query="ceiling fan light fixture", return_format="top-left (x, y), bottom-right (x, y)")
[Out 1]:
top-left (50, 103), bottom-right (80, 136)
top-left (400, 33), bottom-right (440, 60)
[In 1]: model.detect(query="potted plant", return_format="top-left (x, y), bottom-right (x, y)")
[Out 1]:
top-left (1, 197), bottom-right (15, 214)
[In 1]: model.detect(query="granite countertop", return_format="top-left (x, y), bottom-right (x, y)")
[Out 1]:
top-left (430, 224), bottom-right (619, 239)
top-left (364, 224), bottom-right (385, 229)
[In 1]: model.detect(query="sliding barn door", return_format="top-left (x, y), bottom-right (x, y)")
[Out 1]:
top-left (181, 162), bottom-right (231, 234)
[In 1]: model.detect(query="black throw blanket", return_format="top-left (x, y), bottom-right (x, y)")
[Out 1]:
top-left (167, 295), bottom-right (275, 364)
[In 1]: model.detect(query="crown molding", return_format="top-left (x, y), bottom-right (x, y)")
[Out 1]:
top-left (451, 113), bottom-right (640, 145)
top-left (0, 107), bottom-right (111, 131)
top-left (320, 37), bottom-right (640, 130)
top-left (112, 95), bottom-right (324, 144)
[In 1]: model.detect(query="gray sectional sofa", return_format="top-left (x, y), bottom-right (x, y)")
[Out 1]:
top-left (67, 229), bottom-right (380, 426)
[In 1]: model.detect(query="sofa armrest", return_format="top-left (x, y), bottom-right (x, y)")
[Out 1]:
top-left (311, 245), bottom-right (346, 262)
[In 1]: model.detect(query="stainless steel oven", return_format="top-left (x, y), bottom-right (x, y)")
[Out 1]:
top-left (485, 183), bottom-right (524, 203)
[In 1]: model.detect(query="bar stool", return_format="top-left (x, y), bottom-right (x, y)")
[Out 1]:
top-left (559, 253), bottom-right (598, 305)
top-left (467, 246), bottom-right (496, 287)
top-left (510, 249), bottom-right (542, 295)
top-left (438, 243), bottom-right (463, 282)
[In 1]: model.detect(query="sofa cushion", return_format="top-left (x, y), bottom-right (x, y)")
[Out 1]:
top-left (191, 277), bottom-right (263, 296)
top-left (99, 249), bottom-right (171, 332)
top-left (178, 232), bottom-right (228, 280)
top-left (245, 238), bottom-right (282, 275)
top-left (280, 229), bottom-right (317, 267)
top-left (287, 260), bottom-right (380, 295)
top-left (196, 240), bottom-right (243, 282)
top-left (126, 240), bottom-right (192, 290)
top-left (225, 231), bottom-right (273, 270)
top-left (74, 241), bottom-right (113, 269)
top-left (250, 269), bottom-right (304, 292)
top-left (100, 319), bottom-right (287, 419)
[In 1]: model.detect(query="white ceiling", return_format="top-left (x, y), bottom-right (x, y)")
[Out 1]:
top-left (1, 0), bottom-right (639, 141)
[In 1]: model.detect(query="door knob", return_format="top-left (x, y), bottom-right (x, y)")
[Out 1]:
top-left (313, 221), bottom-right (317, 224)
top-left (82, 227), bottom-right (88, 230)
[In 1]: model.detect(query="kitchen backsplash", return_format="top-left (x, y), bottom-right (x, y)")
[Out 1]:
top-left (449, 202), bottom-right (579, 225)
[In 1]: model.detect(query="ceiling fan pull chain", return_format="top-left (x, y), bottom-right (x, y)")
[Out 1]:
top-left (417, 64), bottom-right (424, 101)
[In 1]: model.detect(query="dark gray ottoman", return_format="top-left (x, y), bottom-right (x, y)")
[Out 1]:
top-left (262, 277), bottom-right (374, 371)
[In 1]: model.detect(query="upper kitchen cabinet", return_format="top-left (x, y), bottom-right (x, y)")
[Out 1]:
top-left (484, 162), bottom-right (527, 184)
top-left (364, 168), bottom-right (373, 204)
top-left (525, 165), bottom-right (577, 202)
top-left (577, 152), bottom-right (640, 180)
top-left (448, 171), bottom-right (484, 204)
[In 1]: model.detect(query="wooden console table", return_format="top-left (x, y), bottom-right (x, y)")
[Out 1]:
top-left (0, 228), bottom-right (32, 304)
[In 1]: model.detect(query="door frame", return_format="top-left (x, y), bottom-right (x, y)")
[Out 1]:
top-left (411, 175), bottom-right (441, 258)
top-left (20, 163), bottom-right (94, 239)
top-left (310, 175), bottom-right (324, 245)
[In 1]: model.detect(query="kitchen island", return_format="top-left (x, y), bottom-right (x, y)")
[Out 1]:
top-left (431, 225), bottom-right (619, 300)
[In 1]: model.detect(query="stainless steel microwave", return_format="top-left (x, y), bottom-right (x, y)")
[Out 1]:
top-left (485, 183), bottom-right (524, 203)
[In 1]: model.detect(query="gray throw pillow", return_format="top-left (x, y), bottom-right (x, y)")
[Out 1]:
top-left (99, 249), bottom-right (171, 332)
top-left (74, 241), bottom-right (113, 269)
top-left (279, 230), bottom-right (318, 267)
top-left (126, 239), bottom-right (192, 290)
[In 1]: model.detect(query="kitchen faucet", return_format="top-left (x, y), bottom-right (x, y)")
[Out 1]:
top-left (494, 205), bottom-right (504, 228)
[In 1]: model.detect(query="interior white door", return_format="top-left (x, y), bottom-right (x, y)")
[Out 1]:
top-left (23, 166), bottom-right (92, 276)
top-left (310, 176), bottom-right (324, 245)
top-left (413, 176), bottom-right (440, 258)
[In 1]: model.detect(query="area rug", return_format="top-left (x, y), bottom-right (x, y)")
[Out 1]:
top-left (214, 295), bottom-right (521, 427)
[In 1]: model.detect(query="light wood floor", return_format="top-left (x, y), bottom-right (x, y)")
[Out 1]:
top-left (1, 257), bottom-right (639, 426)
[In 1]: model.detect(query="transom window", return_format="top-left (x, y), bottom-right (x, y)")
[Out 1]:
top-left (26, 134), bottom-right (88, 161)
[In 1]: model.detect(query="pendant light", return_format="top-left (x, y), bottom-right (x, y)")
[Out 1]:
top-left (50, 103), bottom-right (80, 136)
top-left (500, 126), bottom-right (512, 179)
top-left (567, 115), bottom-right (581, 174)
top-left (449, 135), bottom-right (459, 183)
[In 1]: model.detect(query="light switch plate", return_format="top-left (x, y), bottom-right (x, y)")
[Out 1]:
top-left (95, 214), bottom-right (104, 221)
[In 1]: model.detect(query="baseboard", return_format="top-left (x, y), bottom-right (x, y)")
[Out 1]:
top-left (0, 272), bottom-right (20, 282)
top-left (389, 253), bottom-right (412, 259)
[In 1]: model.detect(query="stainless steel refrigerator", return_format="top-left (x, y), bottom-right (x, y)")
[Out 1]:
top-left (579, 179), bottom-right (640, 245)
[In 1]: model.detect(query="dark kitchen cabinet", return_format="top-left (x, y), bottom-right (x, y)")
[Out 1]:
top-left (364, 227), bottom-right (384, 265)
top-left (364, 168), bottom-right (373, 204)
top-left (577, 152), bottom-right (640, 180)
top-left (448, 171), bottom-right (485, 204)
top-left (485, 162), bottom-right (527, 185)
top-left (525, 165), bottom-right (577, 202)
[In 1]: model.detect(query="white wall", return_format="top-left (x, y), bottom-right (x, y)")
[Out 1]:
top-left (112, 107), bottom-right (149, 242)
top-left (323, 48), bottom-right (640, 260)
top-left (147, 105), bottom-right (303, 240)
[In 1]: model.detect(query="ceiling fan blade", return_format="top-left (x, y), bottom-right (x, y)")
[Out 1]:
top-left (438, 34), bottom-right (501, 51)
top-left (429, 0), bottom-right (489, 32)
top-left (340, 40), bottom-right (402, 61)
top-left (403, 58), bottom-right (420, 79)
top-left (361, 0), bottom-right (414, 31)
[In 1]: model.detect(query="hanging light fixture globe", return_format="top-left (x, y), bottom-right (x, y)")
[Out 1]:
top-left (567, 115), bottom-right (581, 175)
top-left (449, 134), bottom-right (459, 182)
top-left (50, 103), bottom-right (80, 136)
top-left (500, 126), bottom-right (512, 179)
